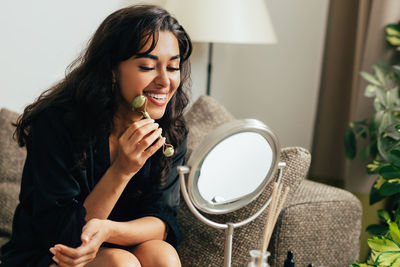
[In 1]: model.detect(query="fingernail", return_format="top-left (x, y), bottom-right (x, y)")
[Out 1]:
top-left (150, 119), bottom-right (155, 122)
top-left (49, 247), bottom-right (56, 255)
top-left (159, 128), bottom-right (163, 133)
top-left (52, 256), bottom-right (59, 263)
top-left (154, 123), bottom-right (159, 127)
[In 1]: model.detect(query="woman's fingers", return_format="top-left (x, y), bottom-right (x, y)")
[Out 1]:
top-left (52, 244), bottom-right (96, 266)
top-left (142, 136), bottom-right (166, 158)
top-left (128, 121), bottom-right (160, 144)
top-left (53, 252), bottom-right (95, 267)
top-left (119, 118), bottom-right (154, 143)
top-left (53, 244), bottom-right (90, 260)
top-left (136, 127), bottom-right (163, 151)
top-left (81, 220), bottom-right (100, 244)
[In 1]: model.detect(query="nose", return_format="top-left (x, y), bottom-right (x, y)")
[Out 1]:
top-left (155, 69), bottom-right (170, 89)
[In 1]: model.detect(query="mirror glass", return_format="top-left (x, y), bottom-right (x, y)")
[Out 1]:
top-left (197, 132), bottom-right (273, 203)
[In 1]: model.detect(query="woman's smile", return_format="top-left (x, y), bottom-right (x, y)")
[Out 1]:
top-left (143, 89), bottom-right (170, 106)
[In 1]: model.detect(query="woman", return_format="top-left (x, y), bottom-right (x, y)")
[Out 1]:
top-left (0, 4), bottom-right (192, 267)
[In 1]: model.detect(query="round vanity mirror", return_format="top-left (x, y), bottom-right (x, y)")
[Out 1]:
top-left (186, 119), bottom-right (280, 214)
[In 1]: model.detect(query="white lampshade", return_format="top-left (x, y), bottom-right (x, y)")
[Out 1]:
top-left (163, 0), bottom-right (277, 44)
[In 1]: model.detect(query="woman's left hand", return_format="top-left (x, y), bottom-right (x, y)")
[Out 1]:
top-left (49, 218), bottom-right (110, 267)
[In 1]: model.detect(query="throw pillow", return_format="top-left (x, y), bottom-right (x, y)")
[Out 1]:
top-left (0, 108), bottom-right (25, 240)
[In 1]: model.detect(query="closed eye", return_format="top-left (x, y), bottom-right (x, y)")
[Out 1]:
top-left (139, 66), bottom-right (155, 71)
top-left (168, 67), bottom-right (180, 71)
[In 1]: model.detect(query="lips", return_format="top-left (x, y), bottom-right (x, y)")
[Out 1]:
top-left (143, 90), bottom-right (169, 106)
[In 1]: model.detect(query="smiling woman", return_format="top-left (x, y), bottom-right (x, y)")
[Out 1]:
top-left (0, 4), bottom-right (192, 267)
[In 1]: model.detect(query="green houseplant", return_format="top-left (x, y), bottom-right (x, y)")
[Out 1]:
top-left (346, 21), bottom-right (400, 266)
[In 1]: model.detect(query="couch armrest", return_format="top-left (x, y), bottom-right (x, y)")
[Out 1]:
top-left (268, 179), bottom-right (362, 266)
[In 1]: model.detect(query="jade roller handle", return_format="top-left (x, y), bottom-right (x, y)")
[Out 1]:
top-left (132, 95), bottom-right (174, 157)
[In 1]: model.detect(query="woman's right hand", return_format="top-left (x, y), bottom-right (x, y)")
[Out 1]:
top-left (111, 118), bottom-right (165, 179)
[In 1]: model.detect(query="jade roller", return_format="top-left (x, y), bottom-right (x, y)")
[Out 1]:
top-left (132, 95), bottom-right (174, 157)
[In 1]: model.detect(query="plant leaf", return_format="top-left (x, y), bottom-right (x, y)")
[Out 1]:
top-left (370, 177), bottom-right (387, 205)
top-left (361, 71), bottom-right (382, 86)
top-left (344, 128), bottom-right (357, 159)
top-left (365, 85), bottom-right (378, 98)
top-left (376, 87), bottom-right (388, 108)
top-left (379, 165), bottom-right (400, 179)
top-left (368, 236), bottom-right (400, 252)
top-left (374, 251), bottom-right (400, 265)
top-left (350, 263), bottom-right (375, 267)
top-left (389, 221), bottom-right (400, 244)
top-left (366, 224), bottom-right (388, 235)
top-left (383, 123), bottom-right (400, 141)
top-left (375, 110), bottom-right (385, 125)
top-left (391, 256), bottom-right (400, 267)
top-left (380, 179), bottom-right (400, 197)
top-left (395, 206), bottom-right (400, 224)
top-left (387, 36), bottom-right (400, 46)
top-left (390, 150), bottom-right (400, 167)
top-left (386, 24), bottom-right (400, 36)
top-left (389, 87), bottom-right (400, 108)
top-left (378, 209), bottom-right (392, 223)
top-left (372, 64), bottom-right (387, 88)
top-left (375, 97), bottom-right (384, 112)
top-left (380, 113), bottom-right (394, 133)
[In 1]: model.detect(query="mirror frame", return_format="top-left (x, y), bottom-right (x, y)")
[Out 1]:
top-left (186, 119), bottom-right (280, 214)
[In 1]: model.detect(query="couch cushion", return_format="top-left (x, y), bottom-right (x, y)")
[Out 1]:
top-left (0, 108), bottom-right (25, 241)
top-left (184, 95), bottom-right (235, 161)
top-left (0, 108), bottom-right (25, 184)
top-left (0, 182), bottom-right (20, 237)
top-left (268, 180), bottom-right (362, 266)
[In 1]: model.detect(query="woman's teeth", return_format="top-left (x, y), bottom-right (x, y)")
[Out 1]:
top-left (143, 92), bottom-right (167, 100)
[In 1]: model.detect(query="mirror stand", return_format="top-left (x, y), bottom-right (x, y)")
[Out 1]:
top-left (178, 162), bottom-right (286, 267)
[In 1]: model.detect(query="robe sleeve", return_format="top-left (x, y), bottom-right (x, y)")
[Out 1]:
top-left (29, 109), bottom-right (87, 249)
top-left (135, 137), bottom-right (187, 249)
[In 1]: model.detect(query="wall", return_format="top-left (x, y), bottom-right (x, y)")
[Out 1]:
top-left (211, 0), bottom-right (329, 150)
top-left (0, 0), bottom-right (329, 150)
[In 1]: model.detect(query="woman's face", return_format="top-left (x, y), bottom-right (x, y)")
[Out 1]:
top-left (116, 31), bottom-right (181, 120)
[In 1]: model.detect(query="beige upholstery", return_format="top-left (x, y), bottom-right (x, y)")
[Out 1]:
top-left (0, 108), bottom-right (24, 248)
top-left (269, 179), bottom-right (362, 266)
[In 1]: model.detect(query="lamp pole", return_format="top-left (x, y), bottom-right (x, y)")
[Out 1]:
top-left (206, 42), bottom-right (213, 96)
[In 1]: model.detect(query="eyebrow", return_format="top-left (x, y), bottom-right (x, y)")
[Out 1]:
top-left (135, 54), bottom-right (180, 60)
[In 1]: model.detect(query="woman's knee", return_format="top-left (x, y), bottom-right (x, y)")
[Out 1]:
top-left (86, 247), bottom-right (141, 267)
top-left (133, 240), bottom-right (181, 267)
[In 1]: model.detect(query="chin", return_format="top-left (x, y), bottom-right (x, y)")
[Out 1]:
top-left (149, 109), bottom-right (165, 120)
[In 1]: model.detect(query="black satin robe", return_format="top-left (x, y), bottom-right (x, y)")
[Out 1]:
top-left (0, 108), bottom-right (185, 266)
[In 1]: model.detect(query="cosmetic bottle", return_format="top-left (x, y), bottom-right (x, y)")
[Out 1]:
top-left (283, 250), bottom-right (295, 267)
top-left (247, 250), bottom-right (270, 267)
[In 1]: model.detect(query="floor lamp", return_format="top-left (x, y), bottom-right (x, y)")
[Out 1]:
top-left (164, 0), bottom-right (277, 96)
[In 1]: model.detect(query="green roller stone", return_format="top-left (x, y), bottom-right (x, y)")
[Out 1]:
top-left (132, 95), bottom-right (146, 109)
top-left (163, 147), bottom-right (174, 157)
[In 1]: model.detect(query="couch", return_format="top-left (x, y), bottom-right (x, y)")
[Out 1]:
top-left (0, 95), bottom-right (362, 266)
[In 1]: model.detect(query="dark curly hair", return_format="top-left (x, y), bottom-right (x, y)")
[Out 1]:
top-left (13, 5), bottom-right (192, 186)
